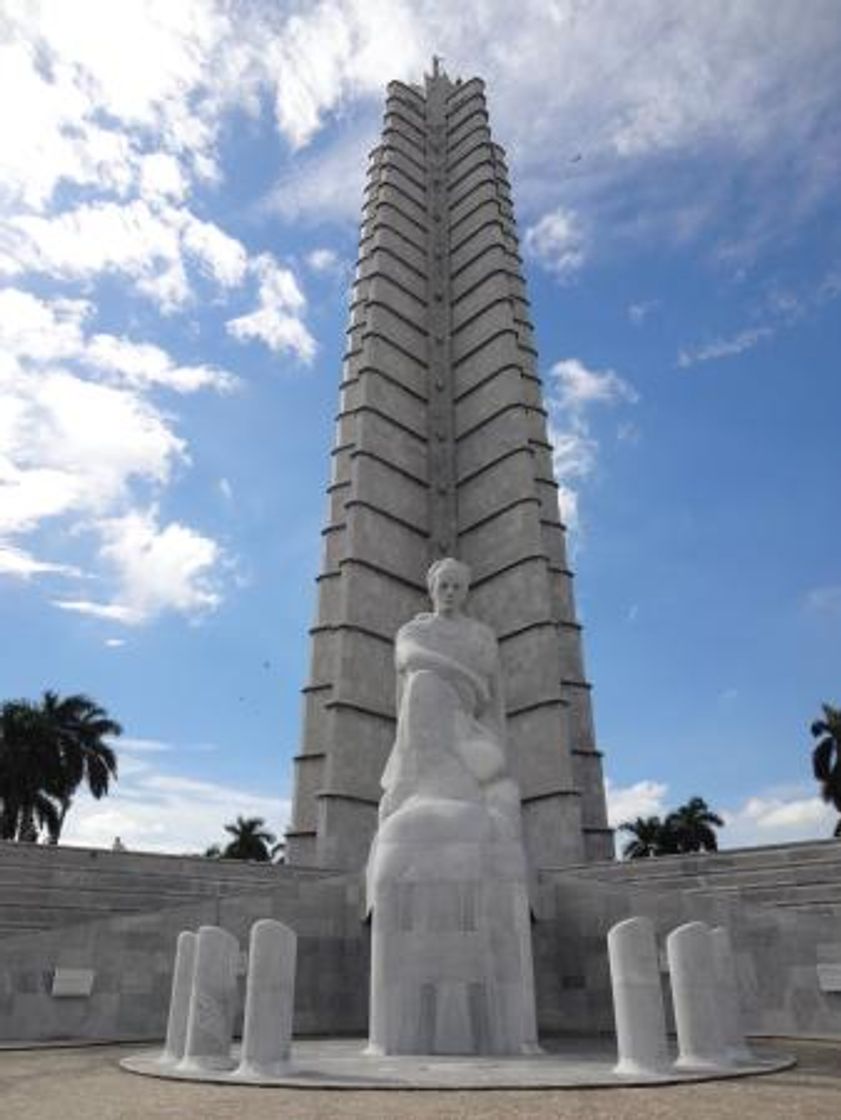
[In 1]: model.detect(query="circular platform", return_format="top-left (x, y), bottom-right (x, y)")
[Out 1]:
top-left (121, 1037), bottom-right (794, 1090)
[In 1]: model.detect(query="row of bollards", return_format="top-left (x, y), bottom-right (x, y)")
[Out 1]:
top-left (608, 917), bottom-right (751, 1077)
top-left (160, 919), bottom-right (297, 1078)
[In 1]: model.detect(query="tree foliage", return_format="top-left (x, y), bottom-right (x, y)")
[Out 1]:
top-left (618, 797), bottom-right (724, 859)
top-left (811, 703), bottom-right (841, 838)
top-left (0, 691), bottom-right (120, 843)
top-left (209, 815), bottom-right (277, 862)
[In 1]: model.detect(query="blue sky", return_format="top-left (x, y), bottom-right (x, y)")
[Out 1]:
top-left (1, 0), bottom-right (839, 856)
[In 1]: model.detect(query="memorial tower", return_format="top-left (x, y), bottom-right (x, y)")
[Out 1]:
top-left (286, 62), bottom-right (612, 871)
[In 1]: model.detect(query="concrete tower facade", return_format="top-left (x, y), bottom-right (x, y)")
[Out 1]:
top-left (286, 65), bottom-right (612, 872)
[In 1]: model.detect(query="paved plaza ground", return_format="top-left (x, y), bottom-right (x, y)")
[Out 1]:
top-left (1, 1038), bottom-right (839, 1120)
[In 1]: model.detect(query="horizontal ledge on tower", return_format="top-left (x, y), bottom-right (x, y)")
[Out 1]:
top-left (284, 828), bottom-right (316, 839)
top-left (469, 552), bottom-right (550, 589)
top-left (450, 215), bottom-right (507, 259)
top-left (324, 699), bottom-right (396, 723)
top-left (320, 522), bottom-right (346, 537)
top-left (455, 401), bottom-right (526, 443)
top-left (344, 498), bottom-right (428, 539)
top-left (458, 495), bottom-right (542, 537)
top-left (457, 444), bottom-right (534, 487)
top-left (453, 362), bottom-right (525, 405)
top-left (557, 619), bottom-right (583, 632)
top-left (339, 556), bottom-right (428, 594)
top-left (452, 326), bottom-right (519, 370)
top-left (498, 620), bottom-right (557, 643)
top-left (521, 788), bottom-right (582, 805)
top-left (354, 364), bottom-right (428, 404)
top-left (337, 403), bottom-right (427, 445)
top-left (293, 751), bottom-right (327, 762)
top-left (562, 678), bottom-right (593, 691)
top-left (450, 265), bottom-right (526, 310)
top-left (316, 791), bottom-right (380, 807)
top-left (571, 747), bottom-right (604, 758)
top-left (350, 448), bottom-right (429, 488)
top-left (450, 295), bottom-right (517, 340)
top-left (309, 621), bottom-right (393, 646)
top-left (360, 328), bottom-right (429, 371)
top-left (450, 239), bottom-right (523, 283)
top-left (582, 826), bottom-right (614, 835)
top-left (316, 569), bottom-right (341, 583)
top-left (506, 697), bottom-right (568, 718)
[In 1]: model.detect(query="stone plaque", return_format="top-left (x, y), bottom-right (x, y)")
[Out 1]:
top-left (817, 964), bottom-right (841, 992)
top-left (52, 968), bottom-right (95, 997)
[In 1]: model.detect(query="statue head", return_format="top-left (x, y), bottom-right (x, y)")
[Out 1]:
top-left (427, 557), bottom-right (470, 617)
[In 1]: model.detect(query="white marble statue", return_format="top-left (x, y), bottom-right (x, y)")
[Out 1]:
top-left (366, 557), bottom-right (538, 1056)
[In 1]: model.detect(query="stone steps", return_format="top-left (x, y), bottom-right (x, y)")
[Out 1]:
top-left (0, 841), bottom-right (342, 938)
top-left (558, 838), bottom-right (841, 917)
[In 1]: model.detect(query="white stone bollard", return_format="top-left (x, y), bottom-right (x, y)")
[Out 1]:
top-left (608, 916), bottom-right (669, 1076)
top-left (234, 919), bottom-right (297, 1078)
top-left (160, 930), bottom-right (197, 1066)
top-left (667, 921), bottom-right (728, 1070)
top-left (178, 925), bottom-right (239, 1072)
top-left (710, 926), bottom-right (752, 1062)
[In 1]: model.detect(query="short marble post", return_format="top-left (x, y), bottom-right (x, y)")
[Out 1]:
top-left (608, 916), bottom-right (669, 1075)
top-left (710, 926), bottom-right (752, 1062)
top-left (160, 930), bottom-right (197, 1066)
top-left (234, 919), bottom-right (297, 1078)
top-left (667, 921), bottom-right (728, 1069)
top-left (178, 925), bottom-right (239, 1072)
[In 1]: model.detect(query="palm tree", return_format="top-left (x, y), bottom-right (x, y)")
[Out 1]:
top-left (665, 796), bottom-right (724, 853)
top-left (220, 816), bottom-right (276, 862)
top-left (618, 815), bottom-right (678, 858)
top-left (811, 703), bottom-right (841, 837)
top-left (39, 691), bottom-right (120, 842)
top-left (0, 700), bottom-right (63, 842)
top-left (0, 691), bottom-right (121, 844)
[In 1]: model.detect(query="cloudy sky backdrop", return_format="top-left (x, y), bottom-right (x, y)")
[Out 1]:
top-left (1, 0), bottom-right (839, 856)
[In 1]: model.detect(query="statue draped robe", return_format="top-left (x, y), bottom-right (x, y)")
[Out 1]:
top-left (366, 613), bottom-right (539, 1056)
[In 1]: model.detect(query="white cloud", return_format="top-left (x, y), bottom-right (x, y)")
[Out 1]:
top-left (804, 585), bottom-right (841, 617)
top-left (306, 247), bottom-right (342, 273)
top-left (524, 207), bottom-right (587, 279)
top-left (722, 789), bottom-right (838, 848)
top-left (53, 508), bottom-right (222, 626)
top-left (628, 300), bottom-right (659, 325)
top-left (227, 254), bottom-right (316, 360)
top-left (545, 357), bottom-right (638, 532)
top-left (606, 778), bottom-right (670, 828)
top-left (677, 326), bottom-right (775, 368)
top-left (551, 358), bottom-right (638, 410)
top-left (60, 749), bottom-right (290, 855)
top-left (104, 638), bottom-right (127, 648)
top-left (0, 544), bottom-right (80, 579)
top-left (85, 334), bottom-right (237, 394)
top-left (1, 201), bottom-right (252, 313)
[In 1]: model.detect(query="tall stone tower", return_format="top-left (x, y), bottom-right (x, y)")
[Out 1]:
top-left (286, 64), bottom-right (612, 872)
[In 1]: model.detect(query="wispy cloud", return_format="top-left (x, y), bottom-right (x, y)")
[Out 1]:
top-left (677, 326), bottom-right (774, 368)
top-left (627, 299), bottom-right (659, 325)
top-left (804, 585), bottom-right (841, 617)
top-left (524, 207), bottom-right (587, 280)
top-left (545, 358), bottom-right (639, 531)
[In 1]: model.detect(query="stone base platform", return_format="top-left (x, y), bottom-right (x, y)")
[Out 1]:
top-left (121, 1037), bottom-right (793, 1090)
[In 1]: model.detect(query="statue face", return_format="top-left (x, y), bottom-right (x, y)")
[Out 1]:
top-left (431, 563), bottom-right (469, 615)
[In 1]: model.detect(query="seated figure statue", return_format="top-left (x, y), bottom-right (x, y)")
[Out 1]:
top-left (366, 557), bottom-right (539, 1055)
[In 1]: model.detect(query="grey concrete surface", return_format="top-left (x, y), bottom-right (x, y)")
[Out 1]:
top-left (1, 1039), bottom-right (840, 1120)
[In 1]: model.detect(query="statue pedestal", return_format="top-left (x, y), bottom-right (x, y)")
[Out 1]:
top-left (367, 797), bottom-right (538, 1055)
